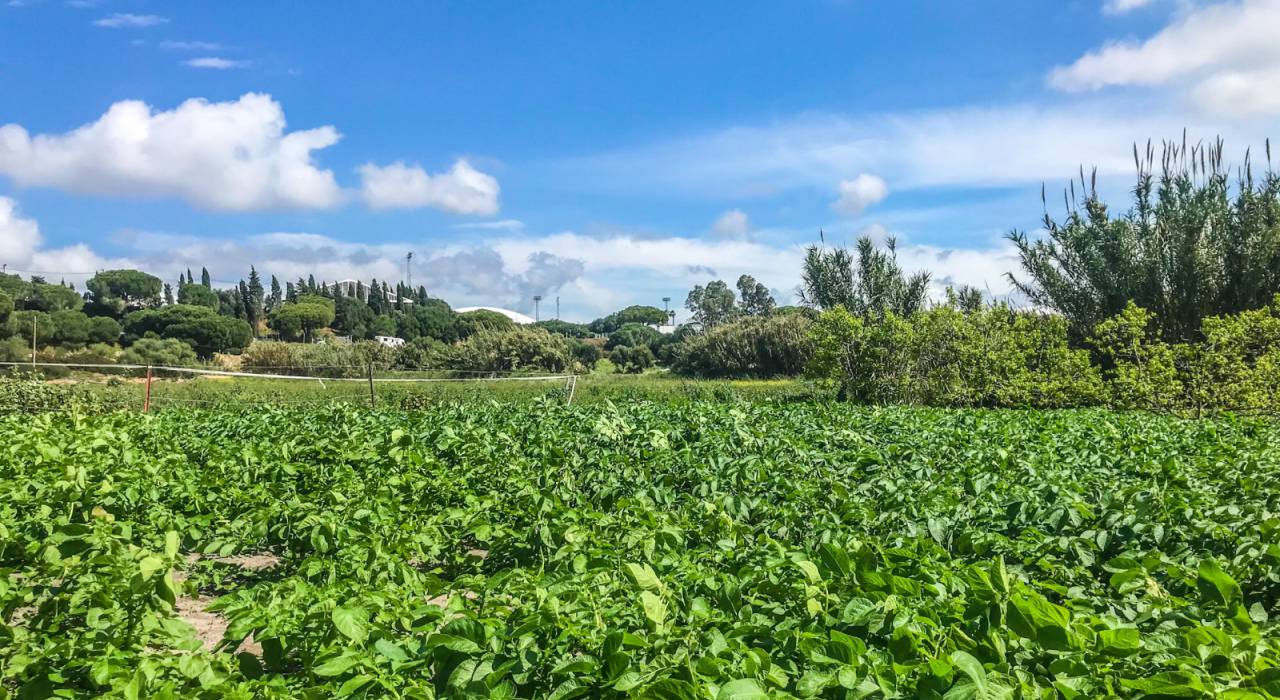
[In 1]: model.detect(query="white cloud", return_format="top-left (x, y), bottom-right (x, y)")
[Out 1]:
top-left (0, 196), bottom-right (133, 276)
top-left (553, 98), bottom-right (1250, 202)
top-left (1103, 0), bottom-right (1158, 14)
top-left (0, 93), bottom-right (344, 211)
top-left (93, 13), bottom-right (167, 28)
top-left (453, 219), bottom-right (525, 232)
top-left (160, 40), bottom-right (223, 51)
top-left (183, 57), bottom-right (249, 70)
top-left (358, 159), bottom-right (500, 215)
top-left (1050, 0), bottom-right (1280, 115)
top-left (711, 209), bottom-right (750, 238)
top-left (831, 174), bottom-right (888, 215)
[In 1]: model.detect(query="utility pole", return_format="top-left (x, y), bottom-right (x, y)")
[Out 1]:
top-left (663, 297), bottom-right (672, 327)
top-left (31, 316), bottom-right (37, 367)
top-left (555, 296), bottom-right (560, 320)
top-left (533, 295), bottom-right (542, 322)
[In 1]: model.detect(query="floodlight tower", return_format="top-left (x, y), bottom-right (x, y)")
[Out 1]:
top-left (533, 295), bottom-right (543, 321)
top-left (663, 297), bottom-right (672, 326)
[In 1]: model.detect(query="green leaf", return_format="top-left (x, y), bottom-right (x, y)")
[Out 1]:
top-left (639, 679), bottom-right (697, 700)
top-left (139, 556), bottom-right (165, 580)
top-left (332, 606), bottom-right (370, 644)
top-left (641, 591), bottom-right (667, 627)
top-left (1120, 670), bottom-right (1208, 697)
top-left (795, 559), bottom-right (822, 584)
top-left (1196, 559), bottom-right (1242, 607)
top-left (717, 679), bottom-right (769, 700)
top-left (313, 654), bottom-right (361, 677)
top-left (625, 562), bottom-right (663, 591)
top-left (374, 638), bottom-right (409, 663)
top-left (1098, 628), bottom-right (1140, 656)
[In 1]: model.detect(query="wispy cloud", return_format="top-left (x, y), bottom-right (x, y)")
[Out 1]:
top-left (182, 57), bottom-right (249, 69)
top-left (93, 13), bottom-right (167, 28)
top-left (453, 219), bottom-right (526, 232)
top-left (161, 40), bottom-right (224, 51)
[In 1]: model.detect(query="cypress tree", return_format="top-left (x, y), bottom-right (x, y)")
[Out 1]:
top-left (201, 267), bottom-right (211, 289)
top-left (269, 276), bottom-right (282, 311)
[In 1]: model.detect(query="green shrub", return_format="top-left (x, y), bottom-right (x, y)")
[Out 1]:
top-left (395, 336), bottom-right (453, 370)
top-left (605, 322), bottom-right (661, 352)
top-left (119, 337), bottom-right (198, 367)
top-left (609, 344), bottom-right (655, 374)
top-left (673, 314), bottom-right (812, 378)
top-left (457, 309), bottom-right (516, 338)
top-left (807, 305), bottom-right (1103, 407)
top-left (240, 340), bottom-right (301, 372)
top-left (123, 305), bottom-right (252, 357)
top-left (451, 326), bottom-right (575, 373)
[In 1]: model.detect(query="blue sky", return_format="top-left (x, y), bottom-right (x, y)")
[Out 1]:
top-left (1, 0), bottom-right (1277, 320)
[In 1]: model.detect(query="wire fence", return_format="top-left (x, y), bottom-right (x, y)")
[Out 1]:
top-left (0, 361), bottom-right (580, 412)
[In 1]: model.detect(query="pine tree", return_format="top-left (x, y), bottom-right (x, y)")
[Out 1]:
top-left (164, 283), bottom-right (174, 306)
top-left (286, 281), bottom-right (297, 303)
top-left (356, 280), bottom-right (365, 301)
top-left (201, 267), bottom-right (211, 289)
top-left (369, 279), bottom-right (382, 313)
top-left (418, 285), bottom-right (428, 301)
top-left (269, 275), bottom-right (282, 311)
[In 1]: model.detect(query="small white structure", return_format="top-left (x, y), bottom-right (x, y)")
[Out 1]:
top-left (374, 335), bottom-right (406, 348)
top-left (454, 306), bottom-right (536, 325)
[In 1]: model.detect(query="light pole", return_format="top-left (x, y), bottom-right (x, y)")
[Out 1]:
top-left (662, 297), bottom-right (671, 327)
top-left (533, 295), bottom-right (542, 321)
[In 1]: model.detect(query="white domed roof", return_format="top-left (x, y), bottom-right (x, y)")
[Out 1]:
top-left (455, 306), bottom-right (536, 325)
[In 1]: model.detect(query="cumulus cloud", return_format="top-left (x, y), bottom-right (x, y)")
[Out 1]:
top-left (0, 196), bottom-right (133, 276)
top-left (183, 57), bottom-right (249, 70)
top-left (832, 174), bottom-right (888, 216)
top-left (93, 13), bottom-right (167, 28)
top-left (1050, 0), bottom-right (1280, 116)
top-left (358, 159), bottom-right (500, 214)
top-left (0, 93), bottom-right (344, 211)
top-left (711, 209), bottom-right (750, 238)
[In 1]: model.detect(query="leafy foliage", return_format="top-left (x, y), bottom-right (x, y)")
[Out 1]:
top-left (673, 313), bottom-right (813, 378)
top-left (686, 280), bottom-right (739, 329)
top-left (808, 305), bottom-right (1104, 407)
top-left (800, 236), bottom-right (930, 317)
top-left (0, 403), bottom-right (1276, 697)
top-left (1008, 140), bottom-right (1280, 342)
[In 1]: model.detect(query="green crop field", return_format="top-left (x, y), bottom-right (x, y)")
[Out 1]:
top-left (2, 402), bottom-right (1278, 698)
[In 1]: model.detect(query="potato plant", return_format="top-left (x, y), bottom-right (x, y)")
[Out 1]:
top-left (1, 403), bottom-right (1278, 698)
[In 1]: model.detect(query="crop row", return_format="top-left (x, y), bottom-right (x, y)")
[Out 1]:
top-left (1, 403), bottom-right (1278, 698)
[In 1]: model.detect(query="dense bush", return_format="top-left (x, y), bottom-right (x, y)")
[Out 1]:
top-left (450, 326), bottom-right (576, 373)
top-left (1009, 141), bottom-right (1280, 341)
top-left (673, 313), bottom-right (813, 378)
top-left (119, 337), bottom-right (199, 367)
top-left (605, 322), bottom-right (661, 352)
top-left (608, 344), bottom-right (656, 373)
top-left (457, 309), bottom-right (516, 337)
top-left (808, 305), bottom-right (1104, 407)
top-left (0, 371), bottom-right (108, 413)
top-left (123, 305), bottom-right (253, 358)
top-left (1093, 297), bottom-right (1280, 414)
top-left (395, 336), bottom-right (453, 370)
top-left (569, 339), bottom-right (602, 370)
top-left (0, 289), bottom-right (12, 324)
top-left (534, 319), bottom-right (592, 338)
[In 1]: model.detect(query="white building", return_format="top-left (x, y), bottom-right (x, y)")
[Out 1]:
top-left (374, 335), bottom-right (406, 348)
top-left (454, 306), bottom-right (536, 325)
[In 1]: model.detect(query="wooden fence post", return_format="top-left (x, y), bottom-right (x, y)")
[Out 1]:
top-left (143, 366), bottom-right (153, 413)
top-left (367, 363), bottom-right (376, 409)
